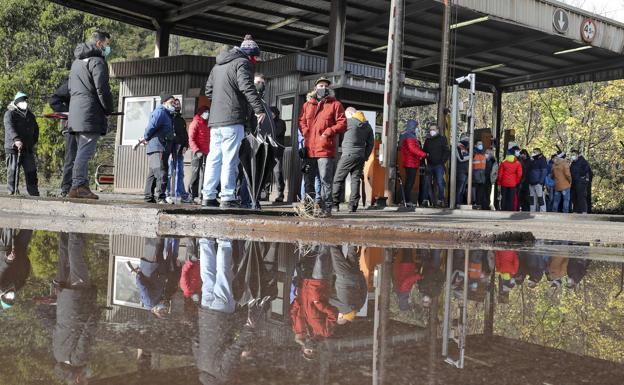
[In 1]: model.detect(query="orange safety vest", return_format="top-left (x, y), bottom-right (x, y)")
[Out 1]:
top-left (473, 153), bottom-right (486, 170)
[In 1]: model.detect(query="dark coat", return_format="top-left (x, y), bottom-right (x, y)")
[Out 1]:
top-left (50, 81), bottom-right (70, 113)
top-left (205, 48), bottom-right (264, 128)
top-left (68, 42), bottom-right (113, 135)
top-left (570, 156), bottom-right (592, 184)
top-left (329, 246), bottom-right (367, 314)
top-left (527, 154), bottom-right (548, 185)
top-left (172, 113), bottom-right (189, 148)
top-left (53, 287), bottom-right (98, 367)
top-left (144, 105), bottom-right (174, 154)
top-left (0, 229), bottom-right (32, 292)
top-left (422, 134), bottom-right (450, 167)
top-left (342, 115), bottom-right (374, 159)
top-left (273, 117), bottom-right (287, 157)
top-left (193, 308), bottom-right (254, 385)
top-left (3, 104), bottom-right (39, 154)
top-left (247, 94), bottom-right (277, 137)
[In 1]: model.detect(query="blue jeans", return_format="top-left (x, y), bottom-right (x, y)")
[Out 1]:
top-left (166, 145), bottom-right (188, 199)
top-left (546, 185), bottom-right (554, 212)
top-left (456, 173), bottom-right (468, 205)
top-left (201, 125), bottom-right (244, 202)
top-left (300, 172), bottom-right (321, 203)
top-left (424, 164), bottom-right (445, 203)
top-left (552, 188), bottom-right (570, 213)
top-left (200, 238), bottom-right (235, 313)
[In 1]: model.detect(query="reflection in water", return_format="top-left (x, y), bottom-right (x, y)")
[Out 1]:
top-left (0, 228), bottom-right (623, 384)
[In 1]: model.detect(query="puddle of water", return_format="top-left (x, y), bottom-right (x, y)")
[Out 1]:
top-left (1, 227), bottom-right (623, 384)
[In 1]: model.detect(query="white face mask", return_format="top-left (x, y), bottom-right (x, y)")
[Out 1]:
top-left (16, 101), bottom-right (28, 110)
top-left (430, 130), bottom-right (438, 137)
top-left (201, 112), bottom-right (209, 120)
top-left (570, 155), bottom-right (578, 161)
top-left (3, 291), bottom-right (15, 301)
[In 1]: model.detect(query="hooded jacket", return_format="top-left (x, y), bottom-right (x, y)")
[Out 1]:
top-left (497, 155), bottom-right (523, 188)
top-left (342, 111), bottom-right (374, 158)
top-left (189, 106), bottom-right (211, 154)
top-left (400, 128), bottom-right (426, 168)
top-left (144, 104), bottom-right (174, 154)
top-left (3, 103), bottom-right (39, 154)
top-left (422, 134), bottom-right (450, 167)
top-left (172, 112), bottom-right (189, 148)
top-left (552, 158), bottom-right (572, 191)
top-left (570, 155), bottom-right (592, 184)
top-left (495, 250), bottom-right (520, 279)
top-left (205, 48), bottom-right (264, 128)
top-left (298, 89), bottom-right (347, 158)
top-left (527, 154), bottom-right (548, 185)
top-left (68, 42), bottom-right (113, 135)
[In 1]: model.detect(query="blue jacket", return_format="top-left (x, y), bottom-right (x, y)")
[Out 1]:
top-left (545, 160), bottom-right (555, 188)
top-left (527, 155), bottom-right (548, 185)
top-left (570, 155), bottom-right (592, 184)
top-left (144, 105), bottom-right (174, 154)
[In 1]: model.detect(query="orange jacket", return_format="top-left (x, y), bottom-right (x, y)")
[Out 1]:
top-left (290, 279), bottom-right (338, 338)
top-left (298, 94), bottom-right (347, 158)
top-left (473, 153), bottom-right (486, 170)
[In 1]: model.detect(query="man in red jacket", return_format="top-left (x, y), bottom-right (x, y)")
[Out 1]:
top-left (399, 119), bottom-right (427, 206)
top-left (187, 106), bottom-right (210, 203)
top-left (298, 77), bottom-right (347, 217)
top-left (497, 148), bottom-right (523, 211)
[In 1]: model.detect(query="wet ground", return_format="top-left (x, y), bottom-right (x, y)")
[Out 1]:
top-left (1, 227), bottom-right (623, 384)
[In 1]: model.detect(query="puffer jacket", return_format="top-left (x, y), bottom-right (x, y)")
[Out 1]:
top-left (495, 250), bottom-right (520, 279)
top-left (298, 90), bottom-right (347, 158)
top-left (68, 42), bottom-right (113, 135)
top-left (527, 154), bottom-right (548, 185)
top-left (290, 279), bottom-right (338, 338)
top-left (205, 47), bottom-right (264, 128)
top-left (551, 158), bottom-right (572, 191)
top-left (3, 103), bottom-right (39, 154)
top-left (497, 155), bottom-right (523, 188)
top-left (342, 111), bottom-right (374, 158)
top-left (144, 104), bottom-right (174, 154)
top-left (188, 106), bottom-right (210, 154)
top-left (400, 128), bottom-right (426, 168)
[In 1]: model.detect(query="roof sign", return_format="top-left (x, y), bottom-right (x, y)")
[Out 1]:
top-left (581, 18), bottom-right (597, 43)
top-left (553, 8), bottom-right (569, 34)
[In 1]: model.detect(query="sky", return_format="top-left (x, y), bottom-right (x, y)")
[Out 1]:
top-left (559, 0), bottom-right (624, 22)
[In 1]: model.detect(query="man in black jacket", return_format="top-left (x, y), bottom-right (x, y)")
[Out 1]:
top-left (569, 149), bottom-right (592, 214)
top-left (422, 124), bottom-right (450, 207)
top-left (201, 35), bottom-right (266, 209)
top-left (271, 106), bottom-right (287, 202)
top-left (332, 107), bottom-right (374, 212)
top-left (49, 81), bottom-right (77, 197)
top-left (67, 30), bottom-right (114, 200)
top-left (166, 99), bottom-right (192, 203)
top-left (3, 92), bottom-right (39, 196)
top-left (0, 228), bottom-right (33, 310)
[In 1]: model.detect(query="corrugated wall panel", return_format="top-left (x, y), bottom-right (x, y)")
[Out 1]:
top-left (114, 145), bottom-right (149, 193)
top-left (110, 55), bottom-right (215, 78)
top-left (111, 234), bottom-right (145, 257)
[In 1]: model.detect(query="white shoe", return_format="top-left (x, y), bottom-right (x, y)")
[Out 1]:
top-left (165, 197), bottom-right (175, 204)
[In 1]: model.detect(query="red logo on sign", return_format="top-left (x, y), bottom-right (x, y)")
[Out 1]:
top-left (580, 18), bottom-right (596, 43)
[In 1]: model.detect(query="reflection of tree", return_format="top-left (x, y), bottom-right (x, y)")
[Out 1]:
top-left (493, 262), bottom-right (624, 363)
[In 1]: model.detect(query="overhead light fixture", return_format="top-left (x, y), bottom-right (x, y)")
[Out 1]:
top-left (450, 16), bottom-right (489, 30)
top-left (372, 45), bottom-right (388, 52)
top-left (472, 63), bottom-right (505, 72)
top-left (266, 17), bottom-right (299, 30)
top-left (554, 45), bottom-right (592, 55)
top-left (403, 54), bottom-right (420, 60)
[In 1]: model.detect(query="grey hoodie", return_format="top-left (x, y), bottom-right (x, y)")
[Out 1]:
top-left (341, 114), bottom-right (374, 158)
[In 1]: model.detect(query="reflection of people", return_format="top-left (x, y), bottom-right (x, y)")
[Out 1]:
top-left (53, 232), bottom-right (98, 385)
top-left (0, 228), bottom-right (33, 309)
top-left (329, 246), bottom-right (367, 324)
top-left (194, 238), bottom-right (267, 384)
top-left (291, 245), bottom-right (338, 358)
top-left (393, 249), bottom-right (422, 311)
top-left (495, 250), bottom-right (519, 302)
top-left (180, 238), bottom-right (201, 302)
top-left (566, 258), bottom-right (590, 288)
top-left (418, 249), bottom-right (444, 308)
top-left (547, 256), bottom-right (569, 288)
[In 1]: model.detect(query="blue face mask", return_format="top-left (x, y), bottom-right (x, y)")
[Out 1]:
top-left (477, 144), bottom-right (483, 151)
top-left (102, 46), bottom-right (111, 57)
top-left (165, 104), bottom-right (175, 113)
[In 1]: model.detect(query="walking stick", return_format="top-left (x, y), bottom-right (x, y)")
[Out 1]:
top-left (13, 149), bottom-right (21, 195)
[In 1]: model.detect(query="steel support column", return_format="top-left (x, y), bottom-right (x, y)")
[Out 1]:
top-left (155, 23), bottom-right (171, 58)
top-left (436, 0), bottom-right (452, 132)
top-left (492, 88), bottom-right (502, 209)
top-left (373, 249), bottom-right (392, 385)
top-left (381, 0), bottom-right (405, 205)
top-left (327, 0), bottom-right (347, 72)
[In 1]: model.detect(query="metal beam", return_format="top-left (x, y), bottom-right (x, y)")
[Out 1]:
top-left (155, 24), bottom-right (170, 58)
top-left (165, 0), bottom-right (237, 23)
top-left (327, 0), bottom-right (347, 72)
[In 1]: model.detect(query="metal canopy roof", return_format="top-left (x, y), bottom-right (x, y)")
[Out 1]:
top-left (49, 0), bottom-right (624, 92)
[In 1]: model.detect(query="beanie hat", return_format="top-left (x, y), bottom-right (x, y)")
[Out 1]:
top-left (240, 34), bottom-right (260, 56)
top-left (406, 119), bottom-right (418, 131)
top-left (341, 310), bottom-right (357, 322)
top-left (160, 93), bottom-right (175, 104)
top-left (13, 92), bottom-right (28, 104)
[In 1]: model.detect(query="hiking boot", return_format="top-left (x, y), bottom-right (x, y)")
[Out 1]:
top-left (68, 185), bottom-right (99, 200)
top-left (421, 199), bottom-right (430, 208)
top-left (317, 210), bottom-right (332, 218)
top-left (274, 194), bottom-right (284, 203)
top-left (220, 200), bottom-right (240, 209)
top-left (202, 199), bottom-right (219, 208)
top-left (437, 200), bottom-right (445, 208)
top-left (144, 197), bottom-right (156, 204)
top-left (165, 197), bottom-right (175, 204)
top-left (180, 196), bottom-right (193, 204)
top-left (333, 203), bottom-right (340, 212)
top-left (349, 205), bottom-right (357, 213)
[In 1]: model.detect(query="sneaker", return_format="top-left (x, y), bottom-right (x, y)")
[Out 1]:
top-left (144, 198), bottom-right (156, 204)
top-left (421, 200), bottom-right (430, 208)
top-left (68, 185), bottom-right (99, 200)
top-left (202, 198), bottom-right (219, 208)
top-left (220, 200), bottom-right (240, 209)
top-left (180, 196), bottom-right (193, 204)
top-left (165, 197), bottom-right (175, 204)
top-left (157, 199), bottom-right (168, 205)
top-left (317, 210), bottom-right (332, 218)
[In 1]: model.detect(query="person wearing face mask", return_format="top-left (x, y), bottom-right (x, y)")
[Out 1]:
top-left (455, 135), bottom-right (470, 206)
top-left (517, 149), bottom-right (531, 211)
top-left (201, 34), bottom-right (266, 209)
top-left (497, 148), bottom-right (523, 211)
top-left (67, 30), bottom-right (114, 200)
top-left (569, 149), bottom-right (592, 214)
top-left (0, 228), bottom-right (33, 311)
top-left (3, 92), bottom-right (39, 196)
top-left (484, 148), bottom-right (498, 210)
top-left (422, 124), bottom-right (450, 208)
top-left (298, 77), bottom-right (347, 217)
top-left (140, 94), bottom-right (176, 204)
top-left (526, 148), bottom-right (548, 212)
top-left (188, 106), bottom-right (211, 203)
top-left (49, 81), bottom-right (76, 198)
top-left (399, 119), bottom-right (426, 207)
top-left (472, 141), bottom-right (487, 209)
top-left (166, 99), bottom-right (192, 204)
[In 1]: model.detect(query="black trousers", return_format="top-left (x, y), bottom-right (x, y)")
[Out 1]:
top-left (332, 153), bottom-right (365, 208)
top-left (404, 167), bottom-right (417, 203)
top-left (481, 182), bottom-right (492, 210)
top-left (188, 151), bottom-right (206, 199)
top-left (572, 181), bottom-right (588, 213)
top-left (501, 186), bottom-right (516, 211)
top-left (144, 151), bottom-right (170, 201)
top-left (474, 183), bottom-right (488, 209)
top-left (61, 132), bottom-right (78, 194)
top-left (5, 152), bottom-right (39, 196)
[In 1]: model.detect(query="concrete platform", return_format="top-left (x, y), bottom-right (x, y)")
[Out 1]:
top-left (1, 194), bottom-right (623, 249)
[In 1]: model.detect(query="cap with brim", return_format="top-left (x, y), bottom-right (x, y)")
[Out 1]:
top-left (159, 93), bottom-right (175, 104)
top-left (315, 77), bottom-right (332, 86)
top-left (13, 92), bottom-right (28, 104)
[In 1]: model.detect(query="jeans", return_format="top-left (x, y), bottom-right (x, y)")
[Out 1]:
top-left (304, 157), bottom-right (336, 212)
top-left (332, 153), bottom-right (365, 208)
top-left (56, 232), bottom-right (89, 286)
top-left (61, 132), bottom-right (78, 194)
top-left (144, 151), bottom-right (170, 201)
top-left (6, 152), bottom-right (39, 196)
top-left (166, 145), bottom-right (188, 199)
top-left (529, 184), bottom-right (546, 212)
top-left (423, 164), bottom-right (445, 204)
top-left (501, 186), bottom-right (516, 211)
top-left (72, 133), bottom-right (99, 189)
top-left (202, 125), bottom-right (244, 202)
top-left (456, 173), bottom-right (468, 205)
top-left (546, 185), bottom-right (554, 212)
top-left (300, 172), bottom-right (321, 203)
top-left (200, 238), bottom-right (235, 313)
top-left (404, 167), bottom-right (417, 204)
top-left (188, 151), bottom-right (206, 199)
top-left (552, 188), bottom-right (570, 213)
